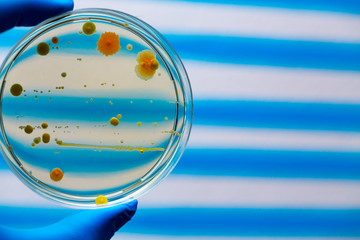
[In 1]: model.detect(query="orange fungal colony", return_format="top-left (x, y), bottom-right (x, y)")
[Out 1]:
top-left (135, 50), bottom-right (159, 80)
top-left (97, 32), bottom-right (121, 56)
top-left (50, 168), bottom-right (64, 182)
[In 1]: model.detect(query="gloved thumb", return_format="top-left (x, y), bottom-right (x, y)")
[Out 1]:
top-left (57, 200), bottom-right (138, 240)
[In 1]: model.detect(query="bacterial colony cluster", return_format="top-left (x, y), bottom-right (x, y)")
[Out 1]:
top-left (4, 20), bottom-right (180, 205)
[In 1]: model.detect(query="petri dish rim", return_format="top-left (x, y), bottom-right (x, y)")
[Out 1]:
top-left (0, 8), bottom-right (193, 208)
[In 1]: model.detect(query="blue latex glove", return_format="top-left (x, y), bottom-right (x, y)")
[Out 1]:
top-left (0, 1), bottom-right (138, 239)
top-left (0, 0), bottom-right (74, 33)
top-left (0, 201), bottom-right (138, 240)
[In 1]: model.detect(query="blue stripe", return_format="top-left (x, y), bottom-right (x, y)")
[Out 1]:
top-left (0, 206), bottom-right (73, 228)
top-left (125, 208), bottom-right (360, 237)
top-left (5, 98), bottom-right (360, 132)
top-left (160, 0), bottom-right (360, 15)
top-left (174, 149), bottom-right (360, 179)
top-left (0, 159), bottom-right (9, 170)
top-left (166, 34), bottom-right (360, 71)
top-left (2, 97), bottom-right (172, 122)
top-left (1, 30), bottom-right (360, 71)
top-left (3, 98), bottom-right (360, 132)
top-left (2, 148), bottom-right (360, 179)
top-left (0, 206), bottom-right (359, 237)
top-left (194, 100), bottom-right (360, 132)
top-left (0, 28), bottom-right (29, 48)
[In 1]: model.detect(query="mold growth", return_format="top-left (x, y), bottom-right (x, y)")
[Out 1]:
top-left (10, 84), bottom-right (23, 96)
top-left (37, 42), bottom-right (50, 56)
top-left (82, 22), bottom-right (96, 35)
top-left (110, 117), bottom-right (119, 126)
top-left (96, 195), bottom-right (108, 205)
top-left (51, 37), bottom-right (59, 44)
top-left (135, 50), bottom-right (159, 80)
top-left (24, 125), bottom-right (33, 134)
top-left (50, 168), bottom-right (64, 182)
top-left (55, 140), bottom-right (165, 153)
top-left (42, 133), bottom-right (50, 143)
top-left (97, 32), bottom-right (120, 56)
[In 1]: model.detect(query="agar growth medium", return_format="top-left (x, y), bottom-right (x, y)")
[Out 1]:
top-left (0, 9), bottom-right (192, 207)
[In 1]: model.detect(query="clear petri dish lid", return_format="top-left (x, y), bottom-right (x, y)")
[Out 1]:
top-left (0, 8), bottom-right (193, 208)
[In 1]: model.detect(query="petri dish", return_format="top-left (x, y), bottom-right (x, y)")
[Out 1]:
top-left (0, 9), bottom-right (192, 208)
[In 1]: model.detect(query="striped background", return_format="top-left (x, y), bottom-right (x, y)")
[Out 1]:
top-left (0, 0), bottom-right (360, 239)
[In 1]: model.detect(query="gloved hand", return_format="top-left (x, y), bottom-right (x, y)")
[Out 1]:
top-left (0, 1), bottom-right (138, 239)
top-left (0, 0), bottom-right (74, 33)
top-left (0, 200), bottom-right (138, 240)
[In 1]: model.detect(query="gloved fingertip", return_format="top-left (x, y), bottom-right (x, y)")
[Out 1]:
top-left (116, 200), bottom-right (138, 220)
top-left (127, 199), bottom-right (138, 213)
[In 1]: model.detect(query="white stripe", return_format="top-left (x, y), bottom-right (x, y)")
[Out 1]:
top-left (0, 171), bottom-right (59, 207)
top-left (2, 48), bottom-right (359, 104)
top-left (188, 125), bottom-right (360, 152)
top-left (1, 171), bottom-right (360, 208)
top-left (186, 60), bottom-right (360, 103)
top-left (75, 0), bottom-right (360, 43)
top-left (1, 49), bottom-right (359, 104)
top-left (142, 175), bottom-right (360, 208)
